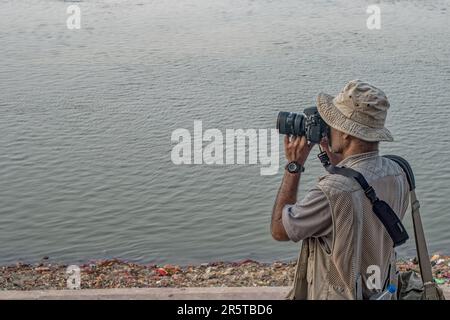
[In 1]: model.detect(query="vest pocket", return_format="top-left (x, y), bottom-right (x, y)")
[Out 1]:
top-left (327, 285), bottom-right (351, 300)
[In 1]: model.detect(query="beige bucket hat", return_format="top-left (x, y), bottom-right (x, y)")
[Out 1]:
top-left (316, 79), bottom-right (393, 142)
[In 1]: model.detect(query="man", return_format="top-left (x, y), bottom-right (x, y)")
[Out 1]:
top-left (271, 80), bottom-right (410, 299)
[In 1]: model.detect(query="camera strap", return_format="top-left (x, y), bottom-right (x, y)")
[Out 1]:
top-left (317, 151), bottom-right (409, 247)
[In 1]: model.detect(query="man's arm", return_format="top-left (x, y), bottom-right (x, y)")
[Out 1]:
top-left (271, 171), bottom-right (301, 241)
top-left (271, 135), bottom-right (312, 241)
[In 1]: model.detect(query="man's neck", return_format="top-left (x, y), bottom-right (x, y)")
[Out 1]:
top-left (341, 146), bottom-right (379, 161)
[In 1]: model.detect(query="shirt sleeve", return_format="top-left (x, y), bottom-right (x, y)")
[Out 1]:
top-left (281, 186), bottom-right (333, 243)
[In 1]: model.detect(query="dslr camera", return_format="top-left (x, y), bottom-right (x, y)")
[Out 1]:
top-left (276, 107), bottom-right (329, 144)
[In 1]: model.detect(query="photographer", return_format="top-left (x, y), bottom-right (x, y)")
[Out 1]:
top-left (271, 80), bottom-right (410, 299)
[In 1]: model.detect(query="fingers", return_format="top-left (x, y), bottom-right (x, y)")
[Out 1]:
top-left (290, 136), bottom-right (313, 149)
top-left (298, 136), bottom-right (306, 148)
top-left (285, 135), bottom-right (314, 150)
top-left (285, 135), bottom-right (301, 146)
top-left (320, 138), bottom-right (330, 152)
top-left (283, 135), bottom-right (315, 164)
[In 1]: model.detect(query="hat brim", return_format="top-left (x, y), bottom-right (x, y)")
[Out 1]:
top-left (316, 93), bottom-right (394, 142)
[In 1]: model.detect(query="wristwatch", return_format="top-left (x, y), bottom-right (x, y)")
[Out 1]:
top-left (285, 161), bottom-right (305, 174)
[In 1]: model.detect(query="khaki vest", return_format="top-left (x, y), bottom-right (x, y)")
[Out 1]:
top-left (288, 152), bottom-right (410, 300)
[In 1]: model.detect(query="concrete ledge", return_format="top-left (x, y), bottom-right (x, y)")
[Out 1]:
top-left (0, 286), bottom-right (448, 300)
top-left (0, 287), bottom-right (290, 300)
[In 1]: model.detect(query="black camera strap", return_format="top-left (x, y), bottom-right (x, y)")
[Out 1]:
top-left (317, 151), bottom-right (409, 247)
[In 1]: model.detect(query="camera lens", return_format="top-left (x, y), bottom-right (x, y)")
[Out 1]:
top-left (277, 111), bottom-right (304, 136)
top-left (276, 112), bottom-right (290, 135)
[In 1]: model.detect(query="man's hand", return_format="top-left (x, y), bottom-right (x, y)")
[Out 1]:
top-left (319, 137), bottom-right (343, 166)
top-left (284, 135), bottom-right (313, 165)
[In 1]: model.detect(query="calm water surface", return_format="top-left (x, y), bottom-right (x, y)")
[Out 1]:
top-left (0, 0), bottom-right (449, 265)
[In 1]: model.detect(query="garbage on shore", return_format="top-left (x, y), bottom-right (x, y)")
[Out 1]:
top-left (1, 256), bottom-right (449, 291)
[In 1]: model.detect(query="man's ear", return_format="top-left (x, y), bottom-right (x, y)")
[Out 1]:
top-left (341, 133), bottom-right (352, 148)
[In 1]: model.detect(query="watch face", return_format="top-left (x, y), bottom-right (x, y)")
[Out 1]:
top-left (287, 162), bottom-right (299, 172)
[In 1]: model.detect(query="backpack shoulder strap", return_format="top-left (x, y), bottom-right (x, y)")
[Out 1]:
top-left (382, 155), bottom-right (434, 286)
top-left (383, 155), bottom-right (415, 191)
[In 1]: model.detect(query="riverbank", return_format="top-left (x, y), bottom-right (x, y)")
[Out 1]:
top-left (1, 255), bottom-right (449, 290)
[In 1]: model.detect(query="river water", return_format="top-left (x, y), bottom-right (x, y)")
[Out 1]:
top-left (0, 0), bottom-right (449, 265)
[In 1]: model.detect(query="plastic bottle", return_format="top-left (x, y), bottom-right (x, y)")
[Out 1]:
top-left (370, 284), bottom-right (397, 300)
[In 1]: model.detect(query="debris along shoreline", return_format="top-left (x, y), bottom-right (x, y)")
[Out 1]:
top-left (1, 255), bottom-right (449, 291)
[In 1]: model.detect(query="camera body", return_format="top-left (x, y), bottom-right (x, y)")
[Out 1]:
top-left (276, 106), bottom-right (329, 144)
